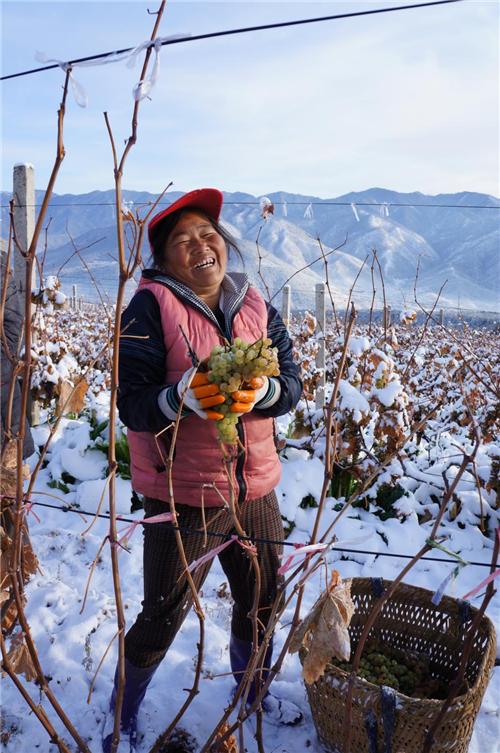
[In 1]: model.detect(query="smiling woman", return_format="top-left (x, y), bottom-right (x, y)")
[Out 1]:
top-left (102, 188), bottom-right (303, 750)
top-left (147, 191), bottom-right (245, 310)
top-left (160, 210), bottom-right (229, 306)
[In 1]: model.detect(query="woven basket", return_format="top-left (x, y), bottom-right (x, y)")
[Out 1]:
top-left (302, 577), bottom-right (496, 753)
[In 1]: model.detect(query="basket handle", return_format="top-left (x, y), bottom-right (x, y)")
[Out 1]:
top-left (458, 598), bottom-right (471, 625)
top-left (380, 685), bottom-right (397, 753)
top-left (371, 577), bottom-right (385, 598)
top-left (364, 709), bottom-right (379, 753)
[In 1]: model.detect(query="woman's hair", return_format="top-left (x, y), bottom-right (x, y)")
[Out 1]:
top-left (148, 208), bottom-right (243, 270)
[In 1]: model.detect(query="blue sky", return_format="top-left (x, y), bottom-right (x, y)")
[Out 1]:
top-left (1, 0), bottom-right (499, 198)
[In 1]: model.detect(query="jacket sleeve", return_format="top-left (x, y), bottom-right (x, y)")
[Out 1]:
top-left (117, 290), bottom-right (174, 433)
top-left (254, 302), bottom-right (302, 418)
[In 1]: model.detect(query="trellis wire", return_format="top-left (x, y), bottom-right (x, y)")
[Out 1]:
top-left (1, 0), bottom-right (464, 82)
top-left (9, 497), bottom-right (495, 568)
top-left (2, 200), bottom-right (498, 210)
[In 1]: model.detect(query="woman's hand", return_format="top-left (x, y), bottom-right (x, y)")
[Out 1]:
top-left (177, 369), bottom-right (225, 420)
top-left (230, 376), bottom-right (269, 415)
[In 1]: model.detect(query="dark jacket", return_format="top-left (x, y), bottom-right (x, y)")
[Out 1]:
top-left (1, 257), bottom-right (35, 458)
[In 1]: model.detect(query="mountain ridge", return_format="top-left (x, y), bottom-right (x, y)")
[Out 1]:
top-left (1, 187), bottom-right (498, 311)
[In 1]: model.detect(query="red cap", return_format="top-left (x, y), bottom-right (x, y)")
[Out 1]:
top-left (148, 188), bottom-right (224, 242)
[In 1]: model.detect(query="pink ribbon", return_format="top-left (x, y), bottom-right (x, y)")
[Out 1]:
top-left (23, 501), bottom-right (41, 523)
top-left (1, 496), bottom-right (41, 523)
top-left (116, 511), bottom-right (174, 548)
top-left (187, 534), bottom-right (257, 574)
top-left (462, 528), bottom-right (500, 601)
top-left (278, 542), bottom-right (328, 575)
top-left (462, 568), bottom-right (500, 601)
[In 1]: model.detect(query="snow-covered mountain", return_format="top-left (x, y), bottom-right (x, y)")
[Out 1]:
top-left (1, 187), bottom-right (498, 311)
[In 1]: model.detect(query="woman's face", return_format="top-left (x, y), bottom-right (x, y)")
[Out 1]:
top-left (162, 210), bottom-right (228, 298)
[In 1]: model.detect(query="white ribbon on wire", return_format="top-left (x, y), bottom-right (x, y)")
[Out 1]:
top-left (303, 202), bottom-right (314, 220)
top-left (278, 532), bottom-right (374, 576)
top-left (35, 33), bottom-right (190, 106)
top-left (35, 53), bottom-right (88, 107)
top-left (129, 38), bottom-right (162, 101)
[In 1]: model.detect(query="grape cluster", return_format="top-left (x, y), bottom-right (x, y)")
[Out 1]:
top-left (331, 647), bottom-right (446, 699)
top-left (206, 337), bottom-right (280, 444)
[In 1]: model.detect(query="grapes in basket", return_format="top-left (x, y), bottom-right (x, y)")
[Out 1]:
top-left (331, 646), bottom-right (449, 699)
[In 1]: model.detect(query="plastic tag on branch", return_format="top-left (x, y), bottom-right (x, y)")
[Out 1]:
top-left (303, 202), bottom-right (314, 220)
top-left (380, 202), bottom-right (390, 217)
top-left (132, 39), bottom-right (162, 101)
top-left (351, 202), bottom-right (360, 222)
top-left (289, 570), bottom-right (355, 685)
top-left (259, 196), bottom-right (274, 220)
top-left (282, 200), bottom-right (288, 217)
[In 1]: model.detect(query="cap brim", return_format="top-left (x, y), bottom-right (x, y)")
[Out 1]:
top-left (148, 188), bottom-right (224, 241)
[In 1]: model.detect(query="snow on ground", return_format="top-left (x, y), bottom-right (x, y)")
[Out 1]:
top-left (2, 413), bottom-right (499, 753)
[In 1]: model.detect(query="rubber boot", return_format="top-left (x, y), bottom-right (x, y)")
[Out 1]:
top-left (102, 658), bottom-right (158, 753)
top-left (229, 635), bottom-right (303, 726)
top-left (229, 634), bottom-right (272, 705)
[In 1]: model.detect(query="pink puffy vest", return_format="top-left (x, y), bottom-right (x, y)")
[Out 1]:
top-left (126, 278), bottom-right (282, 507)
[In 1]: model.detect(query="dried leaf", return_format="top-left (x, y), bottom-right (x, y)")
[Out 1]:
top-left (289, 595), bottom-right (324, 653)
top-left (331, 577), bottom-right (355, 626)
top-left (0, 467), bottom-right (17, 498)
top-left (1, 525), bottom-right (12, 552)
top-left (1, 601), bottom-right (19, 636)
top-left (214, 722), bottom-right (239, 753)
top-left (301, 602), bottom-right (347, 684)
top-left (4, 632), bottom-right (37, 682)
top-left (1, 442), bottom-right (30, 501)
top-left (1, 440), bottom-right (17, 470)
top-left (1, 443), bottom-right (18, 499)
top-left (56, 378), bottom-right (88, 416)
top-left (22, 535), bottom-right (39, 579)
top-left (290, 571), bottom-right (355, 685)
top-left (1, 505), bottom-right (39, 633)
top-left (302, 312), bottom-right (317, 336)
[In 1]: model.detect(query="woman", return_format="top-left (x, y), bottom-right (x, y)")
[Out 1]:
top-left (103, 188), bottom-right (302, 751)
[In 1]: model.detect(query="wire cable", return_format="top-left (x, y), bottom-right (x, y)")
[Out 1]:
top-left (1, 0), bottom-right (465, 82)
top-left (1, 200), bottom-right (498, 210)
top-left (13, 497), bottom-right (495, 568)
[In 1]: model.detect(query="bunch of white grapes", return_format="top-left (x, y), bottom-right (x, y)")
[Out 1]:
top-left (206, 337), bottom-right (280, 444)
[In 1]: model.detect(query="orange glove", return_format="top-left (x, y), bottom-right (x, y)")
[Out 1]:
top-left (177, 370), bottom-right (225, 420)
top-left (230, 376), bottom-right (268, 414)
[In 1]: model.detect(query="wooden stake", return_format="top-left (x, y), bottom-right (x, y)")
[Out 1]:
top-left (315, 283), bottom-right (326, 409)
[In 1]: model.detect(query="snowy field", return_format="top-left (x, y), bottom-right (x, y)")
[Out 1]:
top-left (1, 310), bottom-right (499, 753)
